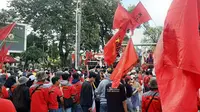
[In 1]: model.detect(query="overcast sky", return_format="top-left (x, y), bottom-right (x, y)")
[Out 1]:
top-left (0, 0), bottom-right (173, 44)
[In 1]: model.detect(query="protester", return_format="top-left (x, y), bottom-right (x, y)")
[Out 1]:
top-left (143, 71), bottom-right (151, 92)
top-left (48, 77), bottom-right (64, 112)
top-left (72, 73), bottom-right (83, 112)
top-left (12, 76), bottom-right (30, 112)
top-left (95, 68), bottom-right (112, 112)
top-left (142, 77), bottom-right (162, 112)
top-left (124, 76), bottom-right (134, 112)
top-left (0, 98), bottom-right (16, 112)
top-left (0, 75), bottom-right (9, 99)
top-left (27, 74), bottom-right (36, 88)
top-left (30, 71), bottom-right (50, 112)
top-left (131, 75), bottom-right (142, 112)
top-left (80, 72), bottom-right (97, 112)
top-left (105, 80), bottom-right (128, 112)
top-left (61, 72), bottom-right (75, 112)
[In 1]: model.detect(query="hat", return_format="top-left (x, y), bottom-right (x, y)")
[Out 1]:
top-left (18, 76), bottom-right (29, 85)
top-left (36, 71), bottom-right (48, 81)
top-left (125, 76), bottom-right (131, 82)
top-left (77, 71), bottom-right (82, 75)
top-left (107, 68), bottom-right (113, 74)
top-left (29, 75), bottom-right (36, 81)
top-left (131, 75), bottom-right (136, 79)
top-left (149, 77), bottom-right (158, 89)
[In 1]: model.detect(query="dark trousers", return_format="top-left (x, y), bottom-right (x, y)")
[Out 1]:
top-left (81, 105), bottom-right (90, 112)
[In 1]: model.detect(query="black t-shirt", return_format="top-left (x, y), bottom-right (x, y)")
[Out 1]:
top-left (80, 81), bottom-right (93, 107)
top-left (105, 83), bottom-right (126, 112)
top-left (125, 84), bottom-right (133, 98)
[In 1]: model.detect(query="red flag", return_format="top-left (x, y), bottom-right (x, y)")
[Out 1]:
top-left (0, 23), bottom-right (16, 40)
top-left (110, 39), bottom-right (138, 88)
top-left (104, 21), bottom-right (129, 65)
top-left (4, 55), bottom-right (16, 63)
top-left (154, 0), bottom-right (200, 111)
top-left (0, 44), bottom-right (10, 62)
top-left (113, 4), bottom-right (130, 29)
top-left (128, 2), bottom-right (151, 31)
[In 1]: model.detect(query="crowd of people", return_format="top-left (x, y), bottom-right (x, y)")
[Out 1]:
top-left (0, 67), bottom-right (162, 112)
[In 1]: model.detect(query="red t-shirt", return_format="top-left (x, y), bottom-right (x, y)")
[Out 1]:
top-left (48, 85), bottom-right (62, 109)
top-left (30, 82), bottom-right (50, 112)
top-left (0, 98), bottom-right (16, 112)
top-left (80, 77), bottom-right (84, 82)
top-left (142, 90), bottom-right (162, 112)
top-left (62, 85), bottom-right (75, 99)
top-left (72, 81), bottom-right (82, 103)
top-left (0, 86), bottom-right (9, 99)
top-left (138, 74), bottom-right (143, 85)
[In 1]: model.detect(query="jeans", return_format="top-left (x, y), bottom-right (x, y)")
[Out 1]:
top-left (72, 104), bottom-right (83, 112)
top-left (100, 103), bottom-right (107, 112)
top-left (126, 98), bottom-right (134, 112)
top-left (65, 108), bottom-right (72, 112)
top-left (49, 108), bottom-right (63, 112)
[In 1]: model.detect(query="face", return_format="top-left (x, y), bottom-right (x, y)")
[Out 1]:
top-left (56, 80), bottom-right (60, 85)
top-left (131, 78), bottom-right (135, 83)
top-left (91, 77), bottom-right (96, 83)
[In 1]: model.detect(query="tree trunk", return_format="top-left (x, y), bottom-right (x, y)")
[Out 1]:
top-left (59, 29), bottom-right (68, 67)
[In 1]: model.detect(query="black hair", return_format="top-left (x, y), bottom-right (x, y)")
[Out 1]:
top-left (51, 77), bottom-right (60, 84)
top-left (62, 73), bottom-right (70, 80)
top-left (89, 72), bottom-right (97, 79)
top-left (73, 73), bottom-right (79, 79)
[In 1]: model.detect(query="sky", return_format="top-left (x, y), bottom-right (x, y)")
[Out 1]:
top-left (0, 0), bottom-right (173, 44)
top-left (122, 0), bottom-right (172, 44)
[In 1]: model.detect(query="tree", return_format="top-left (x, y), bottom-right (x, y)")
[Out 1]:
top-left (21, 46), bottom-right (46, 64)
top-left (9, 0), bottom-right (118, 67)
top-left (82, 0), bottom-right (118, 48)
top-left (10, 0), bottom-right (76, 67)
top-left (142, 23), bottom-right (163, 43)
top-left (0, 9), bottom-right (18, 23)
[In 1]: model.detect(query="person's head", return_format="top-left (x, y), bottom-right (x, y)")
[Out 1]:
top-left (107, 68), bottom-right (113, 74)
top-left (51, 77), bottom-right (60, 86)
top-left (77, 71), bottom-right (82, 77)
top-left (18, 76), bottom-right (29, 86)
top-left (0, 75), bottom-right (6, 85)
top-left (125, 76), bottom-right (132, 85)
top-left (4, 75), bottom-right (16, 88)
top-left (62, 72), bottom-right (70, 80)
top-left (36, 71), bottom-right (48, 82)
top-left (130, 75), bottom-right (137, 83)
top-left (88, 72), bottom-right (97, 83)
top-left (149, 77), bottom-right (158, 90)
top-left (73, 73), bottom-right (79, 80)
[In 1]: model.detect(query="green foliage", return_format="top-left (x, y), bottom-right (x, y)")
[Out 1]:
top-left (21, 46), bottom-right (46, 63)
top-left (0, 9), bottom-right (18, 23)
top-left (127, 5), bottom-right (135, 12)
top-left (8, 0), bottom-right (117, 67)
top-left (142, 23), bottom-right (163, 43)
top-left (82, 0), bottom-right (117, 48)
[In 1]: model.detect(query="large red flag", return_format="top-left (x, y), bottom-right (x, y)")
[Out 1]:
top-left (0, 23), bottom-right (16, 40)
top-left (128, 2), bottom-right (151, 31)
top-left (154, 0), bottom-right (200, 111)
top-left (110, 39), bottom-right (138, 88)
top-left (104, 21), bottom-right (129, 66)
top-left (113, 3), bottom-right (130, 29)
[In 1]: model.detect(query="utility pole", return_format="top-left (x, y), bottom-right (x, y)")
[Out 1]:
top-left (75, 0), bottom-right (82, 69)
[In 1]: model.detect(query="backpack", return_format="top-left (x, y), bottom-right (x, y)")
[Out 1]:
top-left (62, 85), bottom-right (73, 108)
